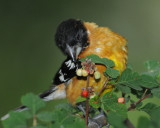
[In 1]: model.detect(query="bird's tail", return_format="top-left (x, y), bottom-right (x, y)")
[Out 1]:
top-left (1, 84), bottom-right (66, 120)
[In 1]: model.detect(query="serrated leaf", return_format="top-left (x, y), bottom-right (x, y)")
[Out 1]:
top-left (52, 107), bottom-right (85, 128)
top-left (76, 96), bottom-right (86, 103)
top-left (101, 92), bottom-right (127, 118)
top-left (80, 54), bottom-right (115, 67)
top-left (140, 103), bottom-right (159, 114)
top-left (115, 85), bottom-right (131, 94)
top-left (139, 75), bottom-right (159, 88)
top-left (107, 111), bottom-right (127, 128)
top-left (89, 96), bottom-right (101, 108)
top-left (151, 88), bottom-right (160, 98)
top-left (105, 68), bottom-right (119, 78)
top-left (37, 111), bottom-right (54, 122)
top-left (144, 60), bottom-right (159, 70)
top-left (137, 116), bottom-right (154, 128)
top-left (116, 69), bottom-right (142, 91)
top-left (21, 93), bottom-right (45, 115)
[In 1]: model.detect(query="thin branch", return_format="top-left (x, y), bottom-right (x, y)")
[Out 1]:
top-left (98, 77), bottom-right (109, 97)
top-left (85, 75), bottom-right (90, 127)
top-left (141, 89), bottom-right (148, 99)
top-left (124, 118), bottom-right (135, 128)
top-left (128, 93), bottom-right (152, 111)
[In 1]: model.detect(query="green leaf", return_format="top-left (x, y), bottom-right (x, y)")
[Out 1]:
top-left (137, 116), bottom-right (154, 128)
top-left (115, 85), bottom-right (131, 94)
top-left (37, 111), bottom-right (54, 122)
top-left (139, 74), bottom-right (159, 88)
top-left (80, 54), bottom-right (115, 67)
top-left (76, 96), bottom-right (86, 103)
top-left (105, 68), bottom-right (119, 78)
top-left (21, 93), bottom-right (45, 115)
top-left (89, 96), bottom-right (101, 108)
top-left (101, 92), bottom-right (127, 118)
top-left (144, 60), bottom-right (159, 70)
top-left (107, 111), bottom-right (127, 128)
top-left (2, 111), bottom-right (30, 128)
top-left (140, 103), bottom-right (159, 114)
top-left (151, 88), bottom-right (160, 98)
top-left (52, 107), bottom-right (85, 128)
top-left (116, 69), bottom-right (142, 91)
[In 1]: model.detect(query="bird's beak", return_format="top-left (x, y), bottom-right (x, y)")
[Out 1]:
top-left (66, 45), bottom-right (82, 62)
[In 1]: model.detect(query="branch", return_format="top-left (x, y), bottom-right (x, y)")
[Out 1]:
top-left (128, 93), bottom-right (152, 111)
top-left (98, 77), bottom-right (109, 97)
top-left (85, 75), bottom-right (90, 127)
top-left (124, 118), bottom-right (135, 128)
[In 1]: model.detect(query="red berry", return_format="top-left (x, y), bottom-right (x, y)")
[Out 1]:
top-left (82, 90), bottom-right (89, 97)
top-left (117, 97), bottom-right (125, 103)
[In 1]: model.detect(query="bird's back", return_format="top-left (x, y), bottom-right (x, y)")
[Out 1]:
top-left (66, 22), bottom-right (128, 104)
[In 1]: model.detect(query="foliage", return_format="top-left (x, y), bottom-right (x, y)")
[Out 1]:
top-left (2, 55), bottom-right (160, 128)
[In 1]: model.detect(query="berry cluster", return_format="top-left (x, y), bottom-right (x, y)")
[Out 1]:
top-left (76, 59), bottom-right (101, 80)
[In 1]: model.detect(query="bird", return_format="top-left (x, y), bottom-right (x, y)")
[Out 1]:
top-left (1, 19), bottom-right (128, 120)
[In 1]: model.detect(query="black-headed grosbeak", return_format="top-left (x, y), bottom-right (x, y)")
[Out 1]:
top-left (1, 19), bottom-right (127, 120)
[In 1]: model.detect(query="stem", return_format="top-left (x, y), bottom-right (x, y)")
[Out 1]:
top-left (33, 115), bottom-right (37, 127)
top-left (141, 89), bottom-right (148, 99)
top-left (124, 118), bottom-right (135, 128)
top-left (98, 77), bottom-right (109, 97)
top-left (85, 75), bottom-right (90, 127)
top-left (128, 93), bottom-right (152, 111)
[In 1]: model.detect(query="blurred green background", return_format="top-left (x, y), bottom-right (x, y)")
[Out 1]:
top-left (0, 0), bottom-right (160, 127)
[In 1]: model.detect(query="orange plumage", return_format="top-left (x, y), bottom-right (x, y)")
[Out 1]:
top-left (66, 22), bottom-right (128, 104)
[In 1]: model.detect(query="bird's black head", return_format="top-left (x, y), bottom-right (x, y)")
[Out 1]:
top-left (55, 19), bottom-right (89, 62)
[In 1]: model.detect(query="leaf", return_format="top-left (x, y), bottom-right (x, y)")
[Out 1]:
top-left (107, 111), bottom-right (127, 128)
top-left (80, 54), bottom-right (115, 67)
top-left (139, 74), bottom-right (159, 88)
top-left (144, 60), bottom-right (159, 70)
top-left (89, 96), bottom-right (101, 108)
top-left (31, 126), bottom-right (48, 128)
top-left (151, 88), bottom-right (160, 98)
top-left (21, 93), bottom-right (45, 115)
top-left (101, 92), bottom-right (128, 118)
top-left (140, 103), bottom-right (159, 115)
top-left (115, 85), bottom-right (131, 94)
top-left (2, 111), bottom-right (30, 128)
top-left (116, 69), bottom-right (142, 91)
top-left (52, 107), bottom-right (85, 128)
top-left (137, 116), bottom-right (154, 128)
top-left (105, 68), bottom-right (119, 78)
top-left (37, 111), bottom-right (54, 122)
top-left (76, 96), bottom-right (86, 103)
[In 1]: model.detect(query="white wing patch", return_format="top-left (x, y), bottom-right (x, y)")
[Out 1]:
top-left (65, 60), bottom-right (75, 70)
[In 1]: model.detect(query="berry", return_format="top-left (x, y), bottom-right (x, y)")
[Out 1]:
top-left (117, 97), bottom-right (125, 103)
top-left (82, 90), bottom-right (89, 97)
top-left (82, 69), bottom-right (88, 77)
top-left (94, 71), bottom-right (101, 79)
top-left (76, 69), bottom-right (82, 76)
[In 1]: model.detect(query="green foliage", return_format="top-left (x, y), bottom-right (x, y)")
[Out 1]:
top-left (2, 55), bottom-right (160, 128)
top-left (89, 96), bottom-right (101, 109)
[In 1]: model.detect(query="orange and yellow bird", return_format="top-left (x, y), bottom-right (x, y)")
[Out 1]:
top-left (1, 19), bottom-right (127, 120)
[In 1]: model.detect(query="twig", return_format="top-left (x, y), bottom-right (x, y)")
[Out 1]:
top-left (98, 77), bottom-right (109, 97)
top-left (128, 93), bottom-right (152, 111)
top-left (141, 89), bottom-right (148, 99)
top-left (124, 118), bottom-right (135, 128)
top-left (85, 75), bottom-right (90, 127)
